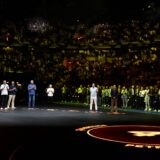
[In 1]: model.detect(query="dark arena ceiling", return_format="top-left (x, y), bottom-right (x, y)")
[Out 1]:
top-left (0, 0), bottom-right (160, 22)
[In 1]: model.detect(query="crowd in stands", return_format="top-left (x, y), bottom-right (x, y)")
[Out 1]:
top-left (0, 16), bottom-right (159, 108)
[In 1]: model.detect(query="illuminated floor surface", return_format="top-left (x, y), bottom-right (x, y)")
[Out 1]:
top-left (0, 105), bottom-right (160, 160)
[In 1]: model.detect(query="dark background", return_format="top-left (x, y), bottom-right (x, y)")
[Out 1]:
top-left (0, 0), bottom-right (159, 22)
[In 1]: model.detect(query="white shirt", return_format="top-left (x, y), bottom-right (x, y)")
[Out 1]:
top-left (0, 84), bottom-right (9, 95)
top-left (46, 88), bottom-right (55, 97)
top-left (90, 87), bottom-right (98, 98)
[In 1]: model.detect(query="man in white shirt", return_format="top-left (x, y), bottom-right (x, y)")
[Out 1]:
top-left (46, 84), bottom-right (55, 106)
top-left (90, 83), bottom-right (98, 111)
top-left (0, 80), bottom-right (9, 109)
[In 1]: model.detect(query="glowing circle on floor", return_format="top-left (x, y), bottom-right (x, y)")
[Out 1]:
top-left (86, 125), bottom-right (160, 148)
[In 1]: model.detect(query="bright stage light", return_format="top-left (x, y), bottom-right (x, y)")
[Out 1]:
top-left (27, 17), bottom-right (51, 33)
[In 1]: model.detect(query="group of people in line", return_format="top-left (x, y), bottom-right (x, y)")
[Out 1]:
top-left (27, 81), bottom-right (118, 113)
top-left (89, 83), bottom-right (156, 113)
top-left (0, 80), bottom-right (108, 112)
top-left (28, 81), bottom-right (118, 113)
top-left (0, 80), bottom-right (157, 113)
top-left (0, 80), bottom-right (17, 110)
top-left (0, 80), bottom-right (32, 110)
top-left (0, 79), bottom-right (55, 110)
top-left (89, 83), bottom-right (118, 113)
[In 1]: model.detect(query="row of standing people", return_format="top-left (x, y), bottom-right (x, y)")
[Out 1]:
top-left (89, 83), bottom-right (118, 113)
top-left (84, 84), bottom-right (160, 112)
top-left (0, 80), bottom-right (55, 110)
top-left (0, 80), bottom-right (35, 110)
top-left (0, 80), bottom-right (159, 112)
top-left (61, 84), bottom-right (160, 111)
top-left (0, 80), bottom-right (17, 110)
top-left (0, 80), bottom-right (117, 112)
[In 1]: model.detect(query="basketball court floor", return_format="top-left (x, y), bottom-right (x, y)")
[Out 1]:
top-left (0, 105), bottom-right (160, 160)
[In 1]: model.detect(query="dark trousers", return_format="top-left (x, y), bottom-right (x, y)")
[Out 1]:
top-left (111, 97), bottom-right (118, 112)
top-left (47, 96), bottom-right (53, 106)
top-left (1, 95), bottom-right (8, 108)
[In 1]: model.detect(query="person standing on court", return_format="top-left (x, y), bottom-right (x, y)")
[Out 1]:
top-left (46, 84), bottom-right (55, 106)
top-left (28, 80), bottom-right (37, 108)
top-left (0, 80), bottom-right (9, 110)
top-left (90, 83), bottom-right (98, 111)
top-left (6, 81), bottom-right (17, 110)
top-left (111, 84), bottom-right (118, 113)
